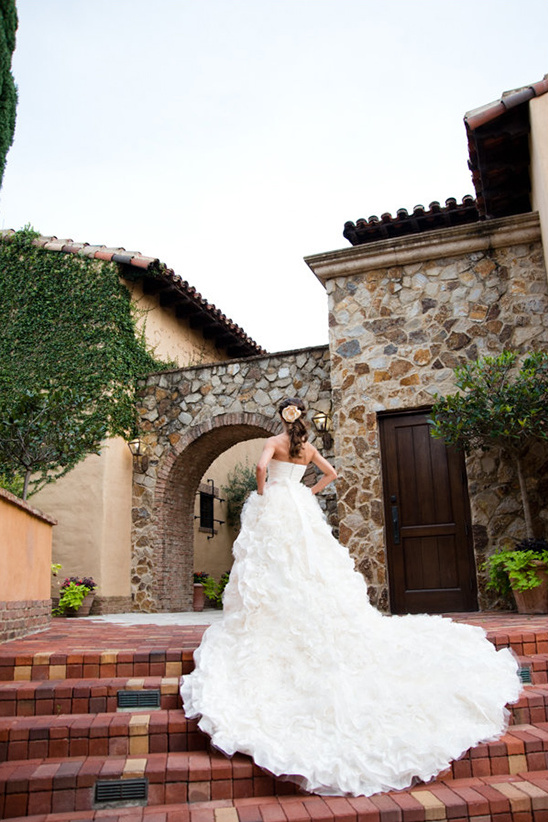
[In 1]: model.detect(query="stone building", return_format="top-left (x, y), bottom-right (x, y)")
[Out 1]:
top-left (305, 76), bottom-right (548, 613)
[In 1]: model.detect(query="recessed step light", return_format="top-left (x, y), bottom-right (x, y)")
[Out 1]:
top-left (518, 666), bottom-right (532, 684)
top-left (117, 689), bottom-right (161, 709)
top-left (94, 778), bottom-right (148, 804)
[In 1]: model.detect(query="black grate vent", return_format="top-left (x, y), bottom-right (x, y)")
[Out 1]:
top-left (518, 666), bottom-right (532, 684)
top-left (95, 778), bottom-right (148, 804)
top-left (117, 689), bottom-right (161, 709)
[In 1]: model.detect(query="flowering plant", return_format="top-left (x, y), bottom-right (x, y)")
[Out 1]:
top-left (55, 576), bottom-right (97, 614)
top-left (193, 571), bottom-right (209, 583)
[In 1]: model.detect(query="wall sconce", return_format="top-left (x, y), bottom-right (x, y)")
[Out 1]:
top-left (312, 410), bottom-right (333, 450)
top-left (128, 437), bottom-right (149, 473)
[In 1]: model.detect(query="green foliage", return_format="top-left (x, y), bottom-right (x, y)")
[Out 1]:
top-left (429, 351), bottom-right (548, 539)
top-left (484, 546), bottom-right (548, 595)
top-left (429, 350), bottom-right (548, 455)
top-left (0, 227), bottom-right (169, 498)
top-left (0, 0), bottom-right (18, 188)
top-left (202, 571), bottom-right (230, 607)
top-left (0, 470), bottom-right (23, 497)
top-left (222, 462), bottom-right (257, 530)
top-left (54, 577), bottom-right (96, 615)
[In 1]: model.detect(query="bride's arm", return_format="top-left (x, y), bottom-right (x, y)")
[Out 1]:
top-left (256, 439), bottom-right (276, 495)
top-left (310, 448), bottom-right (337, 495)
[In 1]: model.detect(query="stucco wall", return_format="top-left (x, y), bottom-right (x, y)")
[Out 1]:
top-left (0, 488), bottom-right (55, 640)
top-left (307, 212), bottom-right (548, 611)
top-left (530, 93), bottom-right (548, 278)
top-left (126, 279), bottom-right (222, 366)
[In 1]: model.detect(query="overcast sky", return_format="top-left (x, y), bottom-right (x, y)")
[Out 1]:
top-left (2, 1), bottom-right (547, 353)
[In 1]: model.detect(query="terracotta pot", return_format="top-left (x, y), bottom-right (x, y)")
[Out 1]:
top-left (65, 592), bottom-right (95, 618)
top-left (193, 583), bottom-right (205, 612)
top-left (512, 562), bottom-right (548, 614)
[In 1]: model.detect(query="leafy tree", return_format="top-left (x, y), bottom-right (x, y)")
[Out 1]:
top-left (429, 350), bottom-right (548, 539)
top-left (0, 0), bottom-right (17, 188)
top-left (0, 227), bottom-right (168, 499)
top-left (222, 461), bottom-right (257, 530)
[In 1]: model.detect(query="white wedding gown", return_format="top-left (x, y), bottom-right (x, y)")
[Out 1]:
top-left (181, 459), bottom-right (521, 797)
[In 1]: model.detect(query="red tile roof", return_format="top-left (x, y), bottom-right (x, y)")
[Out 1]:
top-left (344, 74), bottom-right (548, 243)
top-left (0, 231), bottom-right (266, 358)
top-left (343, 196), bottom-right (479, 247)
top-left (465, 75), bottom-right (548, 132)
top-left (464, 74), bottom-right (548, 219)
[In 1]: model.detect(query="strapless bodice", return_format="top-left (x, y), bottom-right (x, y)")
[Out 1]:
top-left (267, 458), bottom-right (307, 483)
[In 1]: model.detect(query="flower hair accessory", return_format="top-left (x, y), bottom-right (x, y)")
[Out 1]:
top-left (281, 405), bottom-right (302, 423)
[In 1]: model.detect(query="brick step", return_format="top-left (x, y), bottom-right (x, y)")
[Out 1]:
top-left (1, 626), bottom-right (547, 684)
top-left (4, 771), bottom-right (548, 822)
top-left (0, 648), bottom-right (194, 683)
top-left (2, 687), bottom-right (548, 763)
top-left (0, 676), bottom-right (182, 717)
top-left (513, 685), bottom-right (548, 725)
top-left (4, 725), bottom-right (548, 817)
top-left (518, 654), bottom-right (548, 686)
top-left (0, 750), bottom-right (299, 818)
top-left (0, 709), bottom-right (207, 761)
top-left (446, 721), bottom-right (548, 780)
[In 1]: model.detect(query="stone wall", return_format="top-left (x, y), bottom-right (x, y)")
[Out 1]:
top-left (307, 213), bottom-right (548, 610)
top-left (132, 346), bottom-right (334, 611)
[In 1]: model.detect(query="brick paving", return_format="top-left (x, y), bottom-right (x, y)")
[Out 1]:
top-left (1, 612), bottom-right (548, 821)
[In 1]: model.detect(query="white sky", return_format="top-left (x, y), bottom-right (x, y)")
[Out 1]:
top-left (2, 1), bottom-right (547, 353)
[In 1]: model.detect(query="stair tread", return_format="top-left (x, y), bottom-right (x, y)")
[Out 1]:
top-left (3, 771), bottom-right (548, 822)
top-left (1, 722), bottom-right (548, 777)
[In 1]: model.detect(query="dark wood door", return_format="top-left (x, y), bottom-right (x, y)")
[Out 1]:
top-left (379, 410), bottom-right (477, 614)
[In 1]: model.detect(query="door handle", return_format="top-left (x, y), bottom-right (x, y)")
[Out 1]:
top-left (390, 494), bottom-right (400, 545)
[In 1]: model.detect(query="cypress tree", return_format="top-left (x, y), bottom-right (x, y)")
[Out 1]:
top-left (0, 0), bottom-right (17, 189)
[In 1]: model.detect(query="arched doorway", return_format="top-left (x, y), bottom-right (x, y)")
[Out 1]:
top-left (139, 414), bottom-right (279, 611)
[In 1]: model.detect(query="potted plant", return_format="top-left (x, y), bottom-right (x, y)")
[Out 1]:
top-left (55, 576), bottom-right (97, 617)
top-left (202, 571), bottom-right (230, 609)
top-left (484, 538), bottom-right (548, 614)
top-left (193, 571), bottom-right (208, 611)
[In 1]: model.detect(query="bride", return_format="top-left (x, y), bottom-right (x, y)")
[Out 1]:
top-left (180, 397), bottom-right (521, 797)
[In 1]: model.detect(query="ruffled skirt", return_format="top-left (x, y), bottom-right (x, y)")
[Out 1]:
top-left (181, 479), bottom-right (521, 796)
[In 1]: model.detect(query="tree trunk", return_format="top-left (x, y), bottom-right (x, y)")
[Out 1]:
top-left (22, 469), bottom-right (31, 501)
top-left (516, 452), bottom-right (534, 539)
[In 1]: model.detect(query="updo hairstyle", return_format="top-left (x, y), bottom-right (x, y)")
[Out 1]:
top-left (278, 397), bottom-right (308, 458)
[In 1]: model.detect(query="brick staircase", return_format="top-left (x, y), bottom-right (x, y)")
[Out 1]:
top-left (1, 615), bottom-right (548, 822)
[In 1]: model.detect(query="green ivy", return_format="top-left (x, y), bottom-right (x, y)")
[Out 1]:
top-left (0, 227), bottom-right (170, 497)
top-left (0, 0), bottom-right (18, 189)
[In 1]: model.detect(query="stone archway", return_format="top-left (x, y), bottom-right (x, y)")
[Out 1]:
top-left (131, 346), bottom-right (332, 611)
top-left (156, 413), bottom-right (276, 611)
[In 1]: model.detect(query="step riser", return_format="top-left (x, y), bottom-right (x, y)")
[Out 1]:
top-left (3, 687), bottom-right (547, 720)
top-left (0, 712), bottom-right (207, 761)
top-left (0, 657), bottom-right (194, 683)
top-left (0, 761), bottom-right (298, 820)
top-left (1, 640), bottom-right (546, 685)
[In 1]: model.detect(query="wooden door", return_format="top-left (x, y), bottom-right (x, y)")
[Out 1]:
top-left (379, 410), bottom-right (477, 614)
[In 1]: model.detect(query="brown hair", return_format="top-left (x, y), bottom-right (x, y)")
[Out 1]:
top-left (278, 397), bottom-right (308, 458)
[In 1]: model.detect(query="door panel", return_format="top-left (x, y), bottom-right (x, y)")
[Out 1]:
top-left (379, 411), bottom-right (477, 614)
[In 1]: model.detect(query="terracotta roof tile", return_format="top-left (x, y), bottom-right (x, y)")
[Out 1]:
top-left (464, 74), bottom-right (548, 219)
top-left (465, 74), bottom-right (548, 132)
top-left (0, 231), bottom-right (265, 358)
top-left (343, 196), bottom-right (478, 246)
